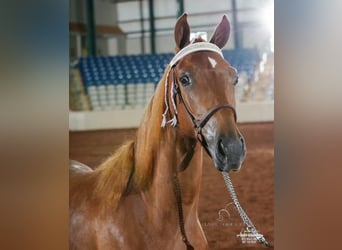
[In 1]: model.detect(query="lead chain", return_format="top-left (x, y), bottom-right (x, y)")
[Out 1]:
top-left (222, 172), bottom-right (273, 248)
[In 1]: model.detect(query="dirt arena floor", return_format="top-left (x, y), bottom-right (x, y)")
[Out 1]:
top-left (70, 122), bottom-right (274, 249)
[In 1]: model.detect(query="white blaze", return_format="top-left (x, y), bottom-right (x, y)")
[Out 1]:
top-left (208, 57), bottom-right (217, 68)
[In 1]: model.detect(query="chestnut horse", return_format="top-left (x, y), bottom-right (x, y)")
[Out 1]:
top-left (70, 13), bottom-right (246, 250)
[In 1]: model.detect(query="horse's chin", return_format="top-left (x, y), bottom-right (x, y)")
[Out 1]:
top-left (211, 153), bottom-right (243, 172)
top-left (214, 161), bottom-right (242, 172)
top-left (206, 135), bottom-right (247, 173)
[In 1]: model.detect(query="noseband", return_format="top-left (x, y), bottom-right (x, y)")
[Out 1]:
top-left (161, 42), bottom-right (238, 158)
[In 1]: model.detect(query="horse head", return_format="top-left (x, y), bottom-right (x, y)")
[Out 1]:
top-left (163, 13), bottom-right (246, 172)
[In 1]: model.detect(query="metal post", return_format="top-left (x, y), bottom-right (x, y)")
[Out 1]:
top-left (139, 0), bottom-right (145, 54)
top-left (148, 0), bottom-right (156, 54)
top-left (231, 0), bottom-right (240, 49)
top-left (177, 0), bottom-right (185, 17)
top-left (86, 0), bottom-right (96, 56)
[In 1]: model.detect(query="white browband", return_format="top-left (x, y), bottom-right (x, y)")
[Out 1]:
top-left (161, 42), bottom-right (224, 128)
top-left (169, 42), bottom-right (223, 67)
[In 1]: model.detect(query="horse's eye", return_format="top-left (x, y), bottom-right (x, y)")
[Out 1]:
top-left (179, 75), bottom-right (191, 86)
top-left (233, 75), bottom-right (239, 86)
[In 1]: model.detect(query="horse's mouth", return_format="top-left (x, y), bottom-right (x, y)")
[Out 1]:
top-left (206, 134), bottom-right (247, 172)
top-left (212, 153), bottom-right (243, 172)
top-left (207, 141), bottom-right (246, 172)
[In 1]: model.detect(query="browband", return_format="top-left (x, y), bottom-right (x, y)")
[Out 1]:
top-left (169, 42), bottom-right (223, 67)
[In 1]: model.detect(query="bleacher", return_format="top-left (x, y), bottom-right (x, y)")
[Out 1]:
top-left (77, 48), bottom-right (260, 110)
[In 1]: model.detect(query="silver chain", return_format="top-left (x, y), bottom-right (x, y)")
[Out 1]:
top-left (222, 172), bottom-right (273, 248)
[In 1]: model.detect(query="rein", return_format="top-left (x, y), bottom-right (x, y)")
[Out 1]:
top-left (172, 143), bottom-right (195, 250)
top-left (172, 173), bottom-right (194, 250)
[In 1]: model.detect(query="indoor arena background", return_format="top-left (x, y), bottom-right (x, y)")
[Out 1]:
top-left (69, 0), bottom-right (274, 249)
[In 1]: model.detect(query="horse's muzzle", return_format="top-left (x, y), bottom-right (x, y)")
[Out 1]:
top-left (210, 134), bottom-right (247, 172)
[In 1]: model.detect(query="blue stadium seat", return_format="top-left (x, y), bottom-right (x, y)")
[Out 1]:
top-left (77, 48), bottom-right (260, 109)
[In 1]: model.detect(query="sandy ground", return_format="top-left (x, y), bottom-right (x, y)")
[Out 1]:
top-left (70, 122), bottom-right (274, 249)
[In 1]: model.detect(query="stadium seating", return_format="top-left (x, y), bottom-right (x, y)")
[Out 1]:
top-left (78, 49), bottom-right (259, 110)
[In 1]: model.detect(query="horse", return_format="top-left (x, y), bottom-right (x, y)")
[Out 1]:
top-left (70, 13), bottom-right (246, 250)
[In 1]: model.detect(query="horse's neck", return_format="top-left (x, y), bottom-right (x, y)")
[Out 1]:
top-left (143, 128), bottom-right (203, 216)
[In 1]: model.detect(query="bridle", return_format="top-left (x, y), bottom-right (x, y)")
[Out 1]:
top-left (172, 67), bottom-right (237, 158)
top-left (162, 42), bottom-right (238, 250)
top-left (162, 42), bottom-right (238, 158)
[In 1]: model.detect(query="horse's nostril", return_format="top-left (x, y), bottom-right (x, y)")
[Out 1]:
top-left (217, 139), bottom-right (226, 156)
top-left (240, 136), bottom-right (245, 150)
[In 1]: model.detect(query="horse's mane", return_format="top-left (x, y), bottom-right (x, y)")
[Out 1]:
top-left (92, 39), bottom-right (209, 208)
top-left (92, 69), bottom-right (169, 208)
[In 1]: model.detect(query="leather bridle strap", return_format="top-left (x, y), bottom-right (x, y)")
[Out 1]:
top-left (196, 104), bottom-right (237, 129)
top-left (172, 173), bottom-right (194, 250)
top-left (195, 104), bottom-right (237, 158)
top-left (171, 138), bottom-right (196, 250)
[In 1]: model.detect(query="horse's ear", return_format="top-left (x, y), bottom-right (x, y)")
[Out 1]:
top-left (174, 13), bottom-right (190, 51)
top-left (209, 15), bottom-right (230, 49)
